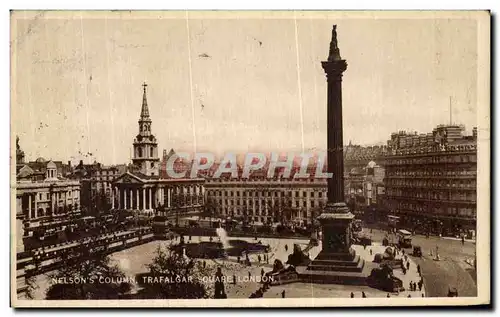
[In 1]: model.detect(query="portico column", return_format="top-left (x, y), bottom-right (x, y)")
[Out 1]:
top-left (111, 187), bottom-right (115, 209)
top-left (124, 189), bottom-right (128, 209)
top-left (130, 189), bottom-right (134, 209)
top-left (117, 188), bottom-right (120, 209)
top-left (148, 188), bottom-right (152, 210)
top-left (34, 193), bottom-right (38, 217)
top-left (51, 193), bottom-right (55, 216)
top-left (156, 187), bottom-right (160, 206)
top-left (136, 189), bottom-right (140, 210)
top-left (28, 194), bottom-right (32, 219)
top-left (142, 189), bottom-right (146, 211)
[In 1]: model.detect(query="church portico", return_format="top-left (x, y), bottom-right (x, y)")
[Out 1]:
top-left (111, 173), bottom-right (204, 216)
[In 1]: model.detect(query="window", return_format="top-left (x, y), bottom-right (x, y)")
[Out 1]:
top-left (150, 147), bottom-right (154, 157)
top-left (151, 162), bottom-right (155, 168)
top-left (138, 147), bottom-right (143, 157)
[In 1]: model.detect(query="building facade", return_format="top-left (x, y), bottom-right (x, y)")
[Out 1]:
top-left (204, 178), bottom-right (328, 226)
top-left (382, 125), bottom-right (477, 235)
top-left (80, 163), bottom-right (126, 214)
top-left (15, 156), bottom-right (81, 252)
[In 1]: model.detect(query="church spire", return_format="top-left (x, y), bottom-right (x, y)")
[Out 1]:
top-left (140, 82), bottom-right (150, 120)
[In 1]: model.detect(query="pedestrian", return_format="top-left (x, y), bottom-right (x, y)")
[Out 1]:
top-left (258, 255), bottom-right (261, 263)
top-left (417, 264), bottom-right (421, 274)
top-left (418, 281), bottom-right (422, 291)
top-left (402, 249), bottom-right (405, 256)
top-left (362, 291), bottom-right (367, 298)
top-left (237, 256), bottom-right (240, 264)
top-left (248, 271), bottom-right (251, 279)
top-left (402, 267), bottom-right (407, 275)
top-left (261, 268), bottom-right (265, 277)
top-left (203, 260), bottom-right (206, 268)
top-left (461, 236), bottom-right (465, 245)
top-left (350, 292), bottom-right (354, 298)
top-left (370, 249), bottom-right (373, 256)
top-left (422, 293), bottom-right (425, 297)
top-left (406, 261), bottom-right (410, 271)
top-left (233, 274), bottom-right (236, 284)
top-left (285, 244), bottom-right (288, 252)
top-left (409, 281), bottom-right (413, 291)
top-left (407, 294), bottom-right (411, 298)
top-left (387, 293), bottom-right (390, 298)
top-left (282, 290), bottom-right (286, 298)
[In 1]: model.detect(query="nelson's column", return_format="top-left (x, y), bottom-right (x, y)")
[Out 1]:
top-left (301, 25), bottom-right (371, 284)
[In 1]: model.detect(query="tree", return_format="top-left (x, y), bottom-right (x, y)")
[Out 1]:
top-left (136, 245), bottom-right (209, 299)
top-left (23, 273), bottom-right (39, 300)
top-left (45, 238), bottom-right (131, 299)
top-left (202, 196), bottom-right (217, 226)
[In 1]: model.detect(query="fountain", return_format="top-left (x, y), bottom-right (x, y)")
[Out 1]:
top-left (170, 225), bottom-right (269, 259)
top-left (215, 227), bottom-right (230, 250)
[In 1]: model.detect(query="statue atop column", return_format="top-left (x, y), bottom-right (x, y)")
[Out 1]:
top-left (328, 25), bottom-right (342, 62)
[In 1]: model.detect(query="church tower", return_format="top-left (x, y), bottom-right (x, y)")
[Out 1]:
top-left (132, 83), bottom-right (160, 176)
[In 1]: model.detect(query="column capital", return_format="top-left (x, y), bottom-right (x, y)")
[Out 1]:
top-left (321, 60), bottom-right (348, 78)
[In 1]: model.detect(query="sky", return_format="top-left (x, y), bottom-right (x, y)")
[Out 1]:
top-left (11, 11), bottom-right (480, 165)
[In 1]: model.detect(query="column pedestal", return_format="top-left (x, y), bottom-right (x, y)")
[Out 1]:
top-left (301, 202), bottom-right (371, 285)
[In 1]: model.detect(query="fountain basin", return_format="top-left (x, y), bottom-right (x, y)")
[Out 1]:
top-left (170, 242), bottom-right (226, 259)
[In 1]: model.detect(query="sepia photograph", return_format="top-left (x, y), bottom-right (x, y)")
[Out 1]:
top-left (10, 10), bottom-right (490, 307)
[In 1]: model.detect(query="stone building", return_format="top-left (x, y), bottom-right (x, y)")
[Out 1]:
top-left (343, 141), bottom-right (388, 173)
top-left (205, 177), bottom-right (328, 226)
top-left (80, 163), bottom-right (127, 214)
top-left (15, 152), bottom-right (81, 252)
top-left (382, 124), bottom-right (477, 236)
top-left (203, 159), bottom-right (329, 227)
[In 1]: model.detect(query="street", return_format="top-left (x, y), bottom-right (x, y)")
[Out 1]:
top-left (364, 228), bottom-right (477, 297)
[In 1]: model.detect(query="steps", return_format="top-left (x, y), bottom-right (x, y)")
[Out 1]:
top-left (298, 248), bottom-right (372, 285)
